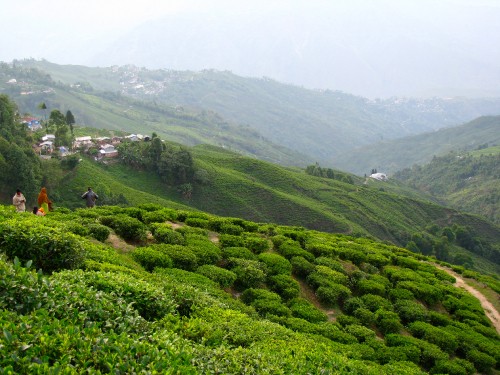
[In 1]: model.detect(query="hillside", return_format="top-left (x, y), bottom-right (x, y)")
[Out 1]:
top-left (0, 62), bottom-right (311, 167)
top-left (44, 145), bottom-right (500, 276)
top-left (4, 60), bottom-right (500, 168)
top-left (1, 203), bottom-right (499, 374)
top-left (334, 116), bottom-right (500, 175)
top-left (394, 147), bottom-right (500, 225)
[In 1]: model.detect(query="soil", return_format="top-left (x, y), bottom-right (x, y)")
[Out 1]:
top-left (435, 265), bottom-right (500, 334)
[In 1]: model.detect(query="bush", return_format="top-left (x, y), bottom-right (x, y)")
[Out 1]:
top-left (357, 279), bottom-right (386, 296)
top-left (388, 288), bottom-right (414, 301)
top-left (222, 247), bottom-right (256, 261)
top-left (353, 308), bottom-right (375, 327)
top-left (142, 208), bottom-right (177, 224)
top-left (288, 298), bottom-right (328, 323)
top-left (146, 244), bottom-right (198, 271)
top-left (132, 247), bottom-right (173, 271)
top-left (251, 298), bottom-right (292, 318)
top-left (466, 349), bottom-right (496, 373)
top-left (230, 259), bottom-right (266, 290)
top-left (375, 309), bottom-right (402, 335)
top-left (430, 360), bottom-right (469, 375)
top-left (408, 321), bottom-right (458, 353)
top-left (277, 241), bottom-right (314, 262)
top-left (219, 234), bottom-right (245, 248)
top-left (219, 223), bottom-right (244, 235)
top-left (290, 256), bottom-right (315, 278)
top-left (267, 274), bottom-right (300, 300)
top-left (188, 240), bottom-right (222, 266)
top-left (258, 253), bottom-right (292, 275)
top-left (0, 218), bottom-right (86, 273)
top-left (316, 284), bottom-right (351, 306)
top-left (241, 288), bottom-right (282, 305)
top-left (344, 297), bottom-right (366, 314)
top-left (244, 235), bottom-right (269, 254)
top-left (99, 214), bottom-right (147, 242)
top-left (314, 257), bottom-right (345, 273)
top-left (307, 266), bottom-right (349, 288)
top-left (196, 265), bottom-right (236, 288)
top-left (361, 294), bottom-right (393, 312)
top-left (394, 300), bottom-right (427, 324)
top-left (344, 324), bottom-right (375, 343)
top-left (153, 226), bottom-right (186, 245)
top-left (87, 223), bottom-right (111, 242)
top-left (184, 217), bottom-right (209, 229)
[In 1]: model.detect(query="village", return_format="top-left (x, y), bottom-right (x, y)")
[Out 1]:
top-left (21, 115), bottom-right (149, 161)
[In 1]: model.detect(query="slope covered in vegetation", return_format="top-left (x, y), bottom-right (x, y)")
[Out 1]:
top-left (1, 204), bottom-right (499, 374)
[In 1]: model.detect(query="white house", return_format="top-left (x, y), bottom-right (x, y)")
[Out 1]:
top-left (99, 144), bottom-right (118, 158)
top-left (41, 134), bottom-right (56, 142)
top-left (73, 136), bottom-right (93, 149)
top-left (369, 173), bottom-right (388, 181)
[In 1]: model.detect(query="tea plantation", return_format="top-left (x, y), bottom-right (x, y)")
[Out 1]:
top-left (1, 204), bottom-right (499, 374)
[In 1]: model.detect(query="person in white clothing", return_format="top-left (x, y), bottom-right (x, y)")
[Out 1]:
top-left (12, 189), bottom-right (26, 212)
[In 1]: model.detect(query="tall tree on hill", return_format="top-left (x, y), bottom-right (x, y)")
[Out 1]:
top-left (65, 110), bottom-right (75, 136)
top-left (49, 109), bottom-right (71, 147)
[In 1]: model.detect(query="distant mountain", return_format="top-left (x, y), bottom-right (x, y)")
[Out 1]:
top-left (5, 60), bottom-right (500, 169)
top-left (334, 116), bottom-right (500, 175)
top-left (85, 6), bottom-right (500, 98)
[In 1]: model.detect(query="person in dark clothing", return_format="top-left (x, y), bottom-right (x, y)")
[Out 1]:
top-left (81, 187), bottom-right (98, 208)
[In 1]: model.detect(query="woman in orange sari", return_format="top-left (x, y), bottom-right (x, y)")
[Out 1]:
top-left (37, 187), bottom-right (52, 213)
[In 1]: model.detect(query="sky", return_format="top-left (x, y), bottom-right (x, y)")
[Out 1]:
top-left (2, 0), bottom-right (500, 98)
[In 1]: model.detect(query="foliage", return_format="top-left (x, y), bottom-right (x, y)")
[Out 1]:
top-left (131, 246), bottom-right (173, 271)
top-left (196, 265), bottom-right (237, 288)
top-left (99, 214), bottom-right (148, 242)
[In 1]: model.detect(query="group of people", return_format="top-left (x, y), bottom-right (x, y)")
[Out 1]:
top-left (12, 187), bottom-right (99, 213)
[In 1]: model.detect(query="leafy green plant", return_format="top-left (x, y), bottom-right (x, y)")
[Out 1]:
top-left (196, 265), bottom-right (236, 287)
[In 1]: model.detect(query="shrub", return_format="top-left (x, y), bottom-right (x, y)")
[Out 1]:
top-left (353, 308), bottom-right (375, 327)
top-left (188, 241), bottom-right (222, 266)
top-left (222, 247), bottom-right (256, 260)
top-left (307, 266), bottom-right (349, 288)
top-left (344, 324), bottom-right (375, 343)
top-left (344, 297), bottom-right (366, 314)
top-left (230, 259), bottom-right (266, 290)
top-left (430, 360), bottom-right (469, 375)
top-left (0, 218), bottom-right (86, 273)
top-left (394, 300), bottom-right (427, 324)
top-left (146, 244), bottom-right (198, 271)
top-left (290, 256), bottom-right (315, 277)
top-left (306, 243), bottom-right (336, 257)
top-left (99, 214), bottom-right (147, 242)
top-left (267, 274), bottom-right (300, 300)
top-left (408, 321), bottom-right (458, 353)
top-left (336, 314), bottom-right (360, 327)
top-left (288, 298), bottom-right (328, 323)
top-left (258, 253), bottom-right (292, 275)
top-left (316, 284), bottom-right (351, 306)
top-left (142, 208), bottom-right (178, 224)
top-left (357, 279), bottom-right (386, 296)
top-left (184, 217), bottom-right (209, 229)
top-left (361, 294), bottom-right (393, 312)
top-left (251, 298), bottom-right (292, 318)
top-left (277, 241), bottom-right (314, 262)
top-left (388, 288), bottom-right (414, 301)
top-left (241, 288), bottom-right (282, 304)
top-left (466, 349), bottom-right (496, 373)
top-left (375, 309), bottom-right (402, 335)
top-left (196, 265), bottom-right (236, 288)
top-left (132, 247), bottom-right (173, 271)
top-left (219, 234), bottom-right (245, 248)
top-left (244, 235), bottom-right (269, 254)
top-left (153, 226), bottom-right (186, 245)
top-left (87, 223), bottom-right (111, 242)
top-left (314, 257), bottom-right (345, 273)
top-left (219, 223), bottom-right (244, 235)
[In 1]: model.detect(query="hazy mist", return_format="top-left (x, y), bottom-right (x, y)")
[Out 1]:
top-left (2, 0), bottom-right (500, 98)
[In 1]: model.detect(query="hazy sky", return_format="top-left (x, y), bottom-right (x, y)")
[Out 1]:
top-left (2, 0), bottom-right (500, 97)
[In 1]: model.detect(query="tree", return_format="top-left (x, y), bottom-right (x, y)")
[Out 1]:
top-left (38, 102), bottom-right (47, 122)
top-left (65, 110), bottom-right (75, 138)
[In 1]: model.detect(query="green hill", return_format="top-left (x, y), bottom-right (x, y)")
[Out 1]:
top-left (4, 59), bottom-right (500, 168)
top-left (334, 116), bottom-right (500, 175)
top-left (0, 61), bottom-right (310, 167)
top-left (394, 147), bottom-right (500, 225)
top-left (0, 203), bottom-right (499, 374)
top-left (44, 145), bottom-right (500, 275)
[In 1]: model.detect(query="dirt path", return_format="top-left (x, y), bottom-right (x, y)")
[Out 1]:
top-left (435, 265), bottom-right (500, 334)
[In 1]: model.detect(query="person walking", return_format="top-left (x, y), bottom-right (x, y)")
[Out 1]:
top-left (37, 187), bottom-right (52, 213)
top-left (12, 189), bottom-right (26, 212)
top-left (81, 187), bottom-right (98, 208)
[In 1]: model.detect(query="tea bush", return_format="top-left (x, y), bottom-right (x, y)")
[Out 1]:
top-left (316, 283), bottom-right (351, 306)
top-left (244, 235), bottom-right (269, 253)
top-left (288, 297), bottom-right (328, 323)
top-left (99, 214), bottom-right (147, 242)
top-left (184, 217), bottom-right (209, 229)
top-left (258, 252), bottom-right (292, 275)
top-left (153, 226), bottom-right (186, 245)
top-left (146, 244), bottom-right (198, 271)
top-left (267, 274), bottom-right (300, 300)
top-left (409, 321), bottom-right (459, 353)
top-left (142, 208), bottom-right (178, 224)
top-left (0, 218), bottom-right (85, 273)
top-left (222, 246), bottom-right (256, 260)
top-left (132, 247), bottom-right (173, 271)
top-left (187, 240), bottom-right (221, 266)
top-left (229, 258), bottom-right (266, 290)
top-left (196, 265), bottom-right (236, 287)
top-left (87, 223), bottom-right (111, 242)
top-left (290, 256), bottom-right (315, 277)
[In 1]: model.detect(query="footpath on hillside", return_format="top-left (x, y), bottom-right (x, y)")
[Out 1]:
top-left (435, 265), bottom-right (500, 334)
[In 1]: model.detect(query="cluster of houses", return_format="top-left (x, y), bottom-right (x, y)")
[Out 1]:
top-left (34, 130), bottom-right (147, 160)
